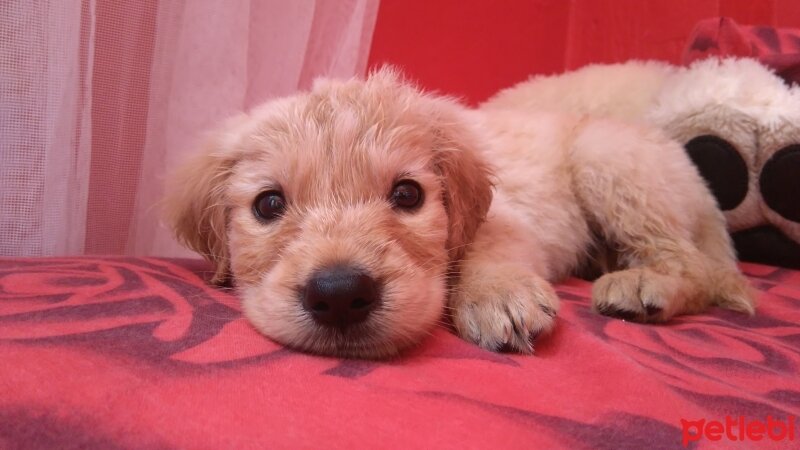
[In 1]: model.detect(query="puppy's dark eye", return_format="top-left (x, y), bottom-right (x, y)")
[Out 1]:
top-left (253, 190), bottom-right (286, 222)
top-left (390, 180), bottom-right (423, 210)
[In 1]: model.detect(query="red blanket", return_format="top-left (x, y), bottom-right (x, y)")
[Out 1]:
top-left (1, 257), bottom-right (798, 448)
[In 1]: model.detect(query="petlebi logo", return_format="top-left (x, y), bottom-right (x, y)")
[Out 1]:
top-left (681, 415), bottom-right (796, 447)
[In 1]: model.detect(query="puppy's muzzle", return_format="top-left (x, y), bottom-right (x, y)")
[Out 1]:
top-left (302, 265), bottom-right (381, 327)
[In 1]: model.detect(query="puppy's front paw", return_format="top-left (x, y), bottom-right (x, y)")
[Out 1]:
top-left (451, 266), bottom-right (558, 353)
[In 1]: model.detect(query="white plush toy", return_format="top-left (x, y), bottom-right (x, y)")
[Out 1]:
top-left (483, 58), bottom-right (800, 268)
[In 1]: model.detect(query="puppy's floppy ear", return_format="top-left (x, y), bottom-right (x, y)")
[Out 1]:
top-left (365, 66), bottom-right (493, 261)
top-left (429, 100), bottom-right (495, 262)
top-left (163, 115), bottom-right (248, 285)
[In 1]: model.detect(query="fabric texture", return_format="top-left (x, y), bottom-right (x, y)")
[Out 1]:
top-left (0, 0), bottom-right (379, 258)
top-left (684, 16), bottom-right (800, 84)
top-left (1, 257), bottom-right (798, 448)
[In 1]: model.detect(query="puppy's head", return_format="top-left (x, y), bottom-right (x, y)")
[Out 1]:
top-left (164, 68), bottom-right (493, 358)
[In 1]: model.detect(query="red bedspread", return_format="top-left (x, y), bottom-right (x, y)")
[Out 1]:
top-left (1, 257), bottom-right (798, 449)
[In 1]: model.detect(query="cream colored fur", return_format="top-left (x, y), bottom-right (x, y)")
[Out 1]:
top-left (484, 58), bottom-right (798, 238)
top-left (165, 68), bottom-right (755, 358)
top-left (483, 60), bottom-right (675, 121)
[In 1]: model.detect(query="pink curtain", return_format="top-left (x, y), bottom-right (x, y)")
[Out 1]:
top-left (0, 0), bottom-right (380, 257)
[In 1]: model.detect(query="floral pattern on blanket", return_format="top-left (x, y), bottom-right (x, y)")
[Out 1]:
top-left (1, 257), bottom-right (798, 449)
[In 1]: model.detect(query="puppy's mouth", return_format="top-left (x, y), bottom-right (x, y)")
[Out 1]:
top-left (294, 324), bottom-right (403, 359)
top-left (242, 260), bottom-right (446, 359)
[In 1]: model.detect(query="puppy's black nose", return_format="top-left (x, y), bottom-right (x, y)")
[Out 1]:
top-left (302, 266), bottom-right (379, 327)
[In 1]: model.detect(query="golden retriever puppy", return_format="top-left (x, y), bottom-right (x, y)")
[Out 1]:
top-left (164, 68), bottom-right (755, 358)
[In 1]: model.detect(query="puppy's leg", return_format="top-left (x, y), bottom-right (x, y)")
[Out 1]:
top-left (690, 207), bottom-right (756, 315)
top-left (570, 120), bottom-right (756, 321)
top-left (450, 203), bottom-right (559, 353)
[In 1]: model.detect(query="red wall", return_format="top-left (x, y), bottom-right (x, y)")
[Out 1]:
top-left (367, 0), bottom-right (800, 105)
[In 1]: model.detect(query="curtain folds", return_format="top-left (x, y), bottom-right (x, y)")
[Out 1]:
top-left (0, 0), bottom-right (380, 257)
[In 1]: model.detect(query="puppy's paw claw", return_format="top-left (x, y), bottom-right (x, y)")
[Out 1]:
top-left (451, 275), bottom-right (558, 354)
top-left (592, 268), bottom-right (678, 322)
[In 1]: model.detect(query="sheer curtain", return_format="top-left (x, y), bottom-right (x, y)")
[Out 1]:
top-left (0, 0), bottom-right (380, 257)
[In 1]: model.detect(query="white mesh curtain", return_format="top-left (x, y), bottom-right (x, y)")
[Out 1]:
top-left (0, 0), bottom-right (379, 257)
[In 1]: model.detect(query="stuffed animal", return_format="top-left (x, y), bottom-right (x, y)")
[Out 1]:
top-left (483, 57), bottom-right (800, 268)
